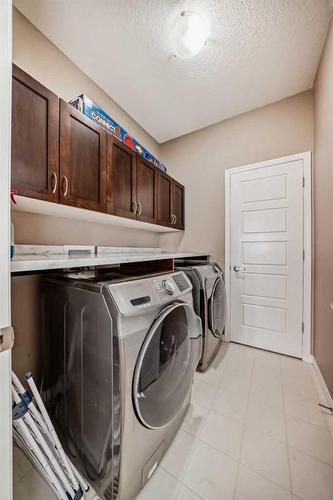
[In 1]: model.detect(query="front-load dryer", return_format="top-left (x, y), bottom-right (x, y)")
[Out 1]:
top-left (175, 262), bottom-right (227, 371)
top-left (42, 271), bottom-right (202, 500)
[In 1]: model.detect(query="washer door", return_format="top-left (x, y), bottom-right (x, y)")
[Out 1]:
top-left (133, 302), bottom-right (201, 429)
top-left (209, 277), bottom-right (226, 338)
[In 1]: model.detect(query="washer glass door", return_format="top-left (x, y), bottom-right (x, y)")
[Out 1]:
top-left (209, 277), bottom-right (226, 338)
top-left (133, 302), bottom-right (201, 429)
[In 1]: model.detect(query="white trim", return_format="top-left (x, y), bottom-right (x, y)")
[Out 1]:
top-left (312, 356), bottom-right (333, 408)
top-left (0, 1), bottom-right (13, 499)
top-left (224, 152), bottom-right (312, 361)
top-left (13, 195), bottom-right (181, 233)
top-left (302, 152), bottom-right (312, 362)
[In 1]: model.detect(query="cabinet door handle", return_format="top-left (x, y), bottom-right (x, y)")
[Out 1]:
top-left (171, 214), bottom-right (175, 224)
top-left (132, 201), bottom-right (137, 213)
top-left (51, 172), bottom-right (58, 194)
top-left (137, 202), bottom-right (142, 215)
top-left (174, 215), bottom-right (177, 225)
top-left (62, 176), bottom-right (69, 197)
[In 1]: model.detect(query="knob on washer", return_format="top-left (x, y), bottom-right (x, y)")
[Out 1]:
top-left (161, 279), bottom-right (176, 295)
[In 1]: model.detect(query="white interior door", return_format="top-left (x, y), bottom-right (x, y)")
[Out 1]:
top-left (0, 1), bottom-right (13, 499)
top-left (230, 158), bottom-right (304, 357)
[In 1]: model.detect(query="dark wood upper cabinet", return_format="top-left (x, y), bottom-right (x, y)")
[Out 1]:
top-left (136, 156), bottom-right (158, 224)
top-left (107, 136), bottom-right (137, 219)
top-left (157, 172), bottom-right (185, 229)
top-left (173, 180), bottom-right (185, 230)
top-left (11, 64), bottom-right (59, 202)
top-left (157, 171), bottom-right (173, 227)
top-left (59, 99), bottom-right (107, 212)
top-left (11, 66), bottom-right (185, 230)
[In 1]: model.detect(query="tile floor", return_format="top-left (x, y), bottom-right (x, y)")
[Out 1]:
top-left (13, 342), bottom-right (333, 500)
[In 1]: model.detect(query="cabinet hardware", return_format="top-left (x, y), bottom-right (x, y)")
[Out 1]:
top-left (171, 214), bottom-right (175, 224)
top-left (51, 172), bottom-right (58, 194)
top-left (174, 215), bottom-right (177, 225)
top-left (62, 175), bottom-right (69, 197)
top-left (137, 202), bottom-right (142, 215)
top-left (132, 201), bottom-right (137, 214)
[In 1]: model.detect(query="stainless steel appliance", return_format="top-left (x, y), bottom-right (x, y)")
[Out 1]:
top-left (175, 262), bottom-right (226, 371)
top-left (42, 271), bottom-right (202, 500)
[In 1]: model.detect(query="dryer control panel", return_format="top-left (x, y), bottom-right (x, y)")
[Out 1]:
top-left (107, 271), bottom-right (193, 316)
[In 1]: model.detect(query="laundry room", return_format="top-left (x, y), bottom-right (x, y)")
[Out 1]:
top-left (2, 1), bottom-right (333, 500)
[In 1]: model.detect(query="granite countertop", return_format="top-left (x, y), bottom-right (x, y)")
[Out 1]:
top-left (11, 245), bottom-right (209, 273)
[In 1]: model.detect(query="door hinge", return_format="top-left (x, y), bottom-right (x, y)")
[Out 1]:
top-left (303, 249), bottom-right (305, 261)
top-left (302, 322), bottom-right (305, 333)
top-left (0, 326), bottom-right (14, 353)
top-left (302, 177), bottom-right (305, 188)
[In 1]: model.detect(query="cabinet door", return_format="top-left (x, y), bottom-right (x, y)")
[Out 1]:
top-left (172, 180), bottom-right (185, 230)
top-left (59, 100), bottom-right (107, 212)
top-left (136, 157), bottom-right (158, 224)
top-left (157, 171), bottom-right (173, 227)
top-left (107, 136), bottom-right (137, 219)
top-left (12, 65), bottom-right (59, 202)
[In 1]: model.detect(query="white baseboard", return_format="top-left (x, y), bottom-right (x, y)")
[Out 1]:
top-left (312, 356), bottom-right (333, 408)
top-left (302, 353), bottom-right (314, 364)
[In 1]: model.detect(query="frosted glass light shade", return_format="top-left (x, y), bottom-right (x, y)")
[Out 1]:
top-left (171, 11), bottom-right (209, 59)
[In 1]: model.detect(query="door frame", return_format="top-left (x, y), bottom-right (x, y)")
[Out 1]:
top-left (0, 0), bottom-right (13, 498)
top-left (224, 151), bottom-right (312, 362)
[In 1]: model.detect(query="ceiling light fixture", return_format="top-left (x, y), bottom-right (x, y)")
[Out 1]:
top-left (171, 11), bottom-right (209, 59)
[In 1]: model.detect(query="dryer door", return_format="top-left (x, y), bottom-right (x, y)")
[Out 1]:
top-left (133, 302), bottom-right (201, 429)
top-left (208, 277), bottom-right (226, 338)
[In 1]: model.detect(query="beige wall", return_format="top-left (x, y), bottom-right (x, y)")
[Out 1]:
top-left (313, 20), bottom-right (333, 395)
top-left (159, 92), bottom-right (314, 264)
top-left (12, 8), bottom-right (161, 248)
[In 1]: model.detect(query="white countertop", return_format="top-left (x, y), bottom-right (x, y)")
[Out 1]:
top-left (11, 246), bottom-right (209, 273)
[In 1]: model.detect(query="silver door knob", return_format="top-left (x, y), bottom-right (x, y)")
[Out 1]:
top-left (233, 266), bottom-right (246, 272)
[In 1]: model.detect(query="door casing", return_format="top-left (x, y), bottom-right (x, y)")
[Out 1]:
top-left (0, 1), bottom-right (13, 499)
top-left (224, 151), bottom-right (312, 362)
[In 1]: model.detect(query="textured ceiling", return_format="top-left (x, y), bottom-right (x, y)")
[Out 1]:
top-left (14, 0), bottom-right (332, 143)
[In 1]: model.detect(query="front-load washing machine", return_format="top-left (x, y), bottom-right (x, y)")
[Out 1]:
top-left (42, 271), bottom-right (202, 500)
top-left (175, 261), bottom-right (227, 371)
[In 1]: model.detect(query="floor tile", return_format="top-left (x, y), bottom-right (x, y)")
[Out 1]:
top-left (289, 447), bottom-right (333, 500)
top-left (324, 412), bottom-right (333, 439)
top-left (183, 440), bottom-right (238, 500)
top-left (14, 468), bottom-right (57, 500)
top-left (212, 387), bottom-right (248, 423)
top-left (230, 342), bottom-right (257, 359)
top-left (160, 430), bottom-right (197, 480)
top-left (235, 465), bottom-right (292, 500)
top-left (137, 468), bottom-right (180, 500)
top-left (284, 393), bottom-right (327, 428)
top-left (199, 409), bottom-right (244, 459)
top-left (227, 350), bottom-right (255, 374)
top-left (13, 445), bottom-right (33, 484)
top-left (250, 370), bottom-right (284, 411)
top-left (192, 379), bottom-right (216, 408)
top-left (220, 366), bottom-right (252, 397)
top-left (181, 403), bottom-right (208, 437)
top-left (175, 485), bottom-right (203, 500)
top-left (281, 356), bottom-right (311, 381)
top-left (246, 400), bottom-right (286, 442)
top-left (241, 428), bottom-right (291, 490)
top-left (286, 415), bottom-right (333, 466)
top-left (254, 350), bottom-right (282, 374)
top-left (283, 370), bottom-right (318, 403)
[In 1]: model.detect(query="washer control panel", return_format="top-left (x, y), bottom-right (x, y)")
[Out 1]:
top-left (108, 271), bottom-right (193, 315)
top-left (153, 272), bottom-right (191, 299)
